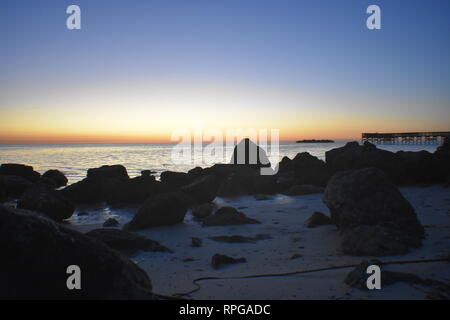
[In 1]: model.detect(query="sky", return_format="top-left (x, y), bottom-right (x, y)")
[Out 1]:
top-left (0, 0), bottom-right (449, 143)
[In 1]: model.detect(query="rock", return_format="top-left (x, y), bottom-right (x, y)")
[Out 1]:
top-left (211, 254), bottom-right (246, 269)
top-left (42, 170), bottom-right (68, 188)
top-left (107, 175), bottom-right (158, 205)
top-left (0, 205), bottom-right (152, 299)
top-left (209, 234), bottom-right (271, 243)
top-left (191, 237), bottom-right (202, 247)
top-left (289, 253), bottom-right (303, 260)
top-left (289, 153), bottom-right (333, 186)
top-left (191, 202), bottom-right (216, 219)
top-left (0, 163), bottom-right (41, 182)
top-left (323, 167), bottom-right (424, 256)
top-left (103, 217), bottom-right (119, 227)
top-left (434, 137), bottom-right (450, 183)
top-left (125, 192), bottom-right (188, 230)
top-left (305, 211), bottom-right (333, 228)
top-left (0, 175), bottom-right (33, 198)
top-left (85, 228), bottom-right (171, 255)
top-left (216, 166), bottom-right (258, 197)
top-left (325, 141), bottom-right (407, 184)
top-left (141, 170), bottom-right (156, 176)
top-left (345, 260), bottom-right (444, 290)
top-left (283, 185), bottom-right (324, 196)
top-left (396, 151), bottom-right (441, 184)
top-left (61, 176), bottom-right (124, 204)
top-left (202, 206), bottom-right (260, 226)
top-left (78, 211), bottom-right (89, 216)
top-left (17, 184), bottom-right (74, 221)
top-left (340, 224), bottom-right (424, 256)
top-left (87, 165), bottom-right (129, 181)
top-left (188, 167), bottom-right (204, 176)
top-left (181, 175), bottom-right (218, 204)
top-left (160, 171), bottom-right (193, 188)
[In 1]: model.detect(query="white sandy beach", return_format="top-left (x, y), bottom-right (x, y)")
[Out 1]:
top-left (69, 185), bottom-right (450, 300)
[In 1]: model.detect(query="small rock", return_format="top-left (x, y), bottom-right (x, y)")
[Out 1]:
top-left (211, 254), bottom-right (247, 269)
top-left (103, 217), bottom-right (119, 227)
top-left (289, 253), bottom-right (303, 260)
top-left (191, 237), bottom-right (202, 247)
top-left (203, 206), bottom-right (259, 226)
top-left (305, 211), bottom-right (333, 228)
top-left (254, 194), bottom-right (269, 201)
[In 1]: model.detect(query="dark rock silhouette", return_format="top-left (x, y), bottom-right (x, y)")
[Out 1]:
top-left (323, 167), bottom-right (424, 256)
top-left (211, 254), bottom-right (247, 269)
top-left (305, 212), bottom-right (333, 228)
top-left (0, 205), bottom-right (152, 299)
top-left (0, 175), bottom-right (32, 198)
top-left (87, 165), bottom-right (129, 181)
top-left (181, 174), bottom-right (218, 204)
top-left (85, 228), bottom-right (172, 256)
top-left (325, 141), bottom-right (407, 184)
top-left (125, 192), bottom-right (188, 230)
top-left (160, 171), bottom-right (194, 188)
top-left (103, 217), bottom-right (119, 227)
top-left (42, 169), bottom-right (68, 188)
top-left (17, 184), bottom-right (74, 221)
top-left (202, 206), bottom-right (259, 226)
top-left (191, 237), bottom-right (202, 247)
top-left (0, 163), bottom-right (41, 182)
top-left (191, 202), bottom-right (216, 219)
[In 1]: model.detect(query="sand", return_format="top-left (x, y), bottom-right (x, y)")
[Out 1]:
top-left (71, 185), bottom-right (450, 300)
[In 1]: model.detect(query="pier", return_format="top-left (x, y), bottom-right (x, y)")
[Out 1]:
top-left (362, 131), bottom-right (450, 145)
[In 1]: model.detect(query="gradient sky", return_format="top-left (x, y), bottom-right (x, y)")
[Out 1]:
top-left (0, 0), bottom-right (449, 143)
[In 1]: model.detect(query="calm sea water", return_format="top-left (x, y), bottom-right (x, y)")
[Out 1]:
top-left (0, 141), bottom-right (438, 184)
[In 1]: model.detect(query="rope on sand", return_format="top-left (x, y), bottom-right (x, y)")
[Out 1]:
top-left (165, 256), bottom-right (449, 299)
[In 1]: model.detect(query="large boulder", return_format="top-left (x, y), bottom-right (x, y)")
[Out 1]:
top-left (289, 152), bottom-right (333, 186)
top-left (85, 228), bottom-right (172, 256)
top-left (0, 175), bottom-right (33, 198)
top-left (191, 202), bottom-right (216, 219)
top-left (216, 166), bottom-right (259, 197)
top-left (434, 137), bottom-right (450, 182)
top-left (323, 167), bottom-right (424, 256)
top-left (17, 184), bottom-right (75, 221)
top-left (42, 169), bottom-right (68, 188)
top-left (181, 175), bottom-right (218, 204)
top-left (326, 142), bottom-right (407, 184)
top-left (87, 165), bottom-right (129, 181)
top-left (125, 192), bottom-right (188, 230)
top-left (0, 205), bottom-right (152, 299)
top-left (106, 175), bottom-right (159, 205)
top-left (203, 206), bottom-right (259, 226)
top-left (0, 163), bottom-right (41, 182)
top-left (396, 151), bottom-right (442, 184)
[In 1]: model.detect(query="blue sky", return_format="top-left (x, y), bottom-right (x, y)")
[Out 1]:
top-left (0, 0), bottom-right (449, 142)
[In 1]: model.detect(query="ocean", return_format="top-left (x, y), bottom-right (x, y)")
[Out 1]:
top-left (0, 141), bottom-right (439, 184)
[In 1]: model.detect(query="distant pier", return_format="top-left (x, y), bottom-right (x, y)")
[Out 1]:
top-left (362, 131), bottom-right (450, 145)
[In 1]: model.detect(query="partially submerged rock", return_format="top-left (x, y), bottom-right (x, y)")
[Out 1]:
top-left (211, 254), bottom-right (247, 269)
top-left (85, 228), bottom-right (172, 255)
top-left (125, 192), bottom-right (188, 230)
top-left (323, 167), bottom-right (424, 256)
top-left (17, 184), bottom-right (74, 221)
top-left (202, 206), bottom-right (260, 226)
top-left (191, 237), bottom-right (202, 247)
top-left (0, 205), bottom-right (152, 299)
top-left (305, 211), bottom-right (333, 228)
